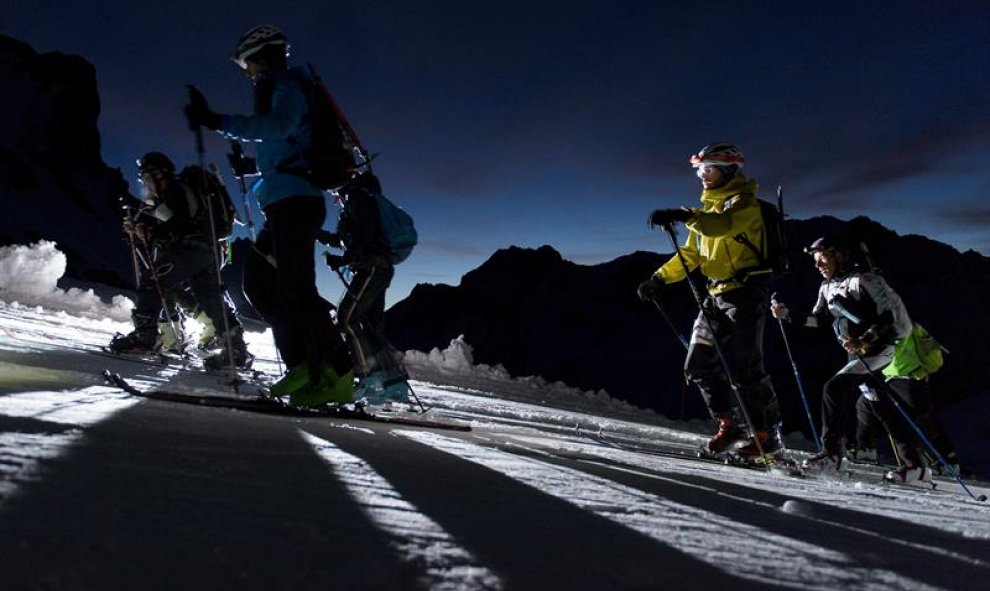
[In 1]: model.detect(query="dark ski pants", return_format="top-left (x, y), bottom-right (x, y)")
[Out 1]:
top-left (859, 378), bottom-right (957, 467)
top-left (854, 394), bottom-right (884, 451)
top-left (243, 195), bottom-right (351, 375)
top-left (684, 283), bottom-right (780, 430)
top-left (133, 239), bottom-right (239, 337)
top-left (337, 262), bottom-right (407, 383)
top-left (820, 371), bottom-right (871, 454)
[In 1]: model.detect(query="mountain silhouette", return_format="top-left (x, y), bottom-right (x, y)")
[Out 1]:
top-left (387, 216), bottom-right (990, 441)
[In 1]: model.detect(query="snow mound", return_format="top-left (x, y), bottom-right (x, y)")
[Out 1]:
top-left (780, 499), bottom-right (814, 516)
top-left (0, 241), bottom-right (133, 322)
top-left (404, 335), bottom-right (650, 418)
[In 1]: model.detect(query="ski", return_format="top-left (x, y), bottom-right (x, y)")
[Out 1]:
top-left (92, 346), bottom-right (199, 369)
top-left (590, 430), bottom-right (807, 478)
top-left (696, 447), bottom-right (807, 478)
top-left (102, 370), bottom-right (470, 432)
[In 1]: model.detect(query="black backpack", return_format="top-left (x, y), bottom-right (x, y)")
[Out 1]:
top-left (293, 64), bottom-right (361, 190)
top-left (178, 165), bottom-right (239, 241)
top-left (732, 188), bottom-right (789, 282)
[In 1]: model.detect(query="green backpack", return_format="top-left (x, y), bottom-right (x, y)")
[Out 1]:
top-left (883, 323), bottom-right (946, 380)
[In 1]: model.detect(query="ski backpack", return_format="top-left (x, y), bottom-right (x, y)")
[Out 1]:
top-left (732, 189), bottom-right (789, 282)
top-left (291, 64), bottom-right (360, 190)
top-left (375, 192), bottom-right (417, 264)
top-left (178, 165), bottom-right (239, 241)
top-left (883, 323), bottom-right (946, 380)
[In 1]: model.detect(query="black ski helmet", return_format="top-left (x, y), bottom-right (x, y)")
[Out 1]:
top-left (136, 152), bottom-right (175, 175)
top-left (804, 236), bottom-right (852, 257)
top-left (232, 25), bottom-right (289, 69)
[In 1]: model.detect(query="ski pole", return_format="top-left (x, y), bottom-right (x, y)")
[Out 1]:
top-left (122, 199), bottom-right (184, 347)
top-left (859, 242), bottom-right (879, 274)
top-left (649, 298), bottom-right (688, 351)
top-left (660, 223), bottom-right (767, 462)
top-left (648, 296), bottom-right (691, 419)
top-left (888, 433), bottom-right (904, 467)
top-left (854, 353), bottom-right (984, 502)
top-left (770, 292), bottom-right (821, 453)
top-left (132, 234), bottom-right (184, 351)
top-left (188, 86), bottom-right (239, 391)
top-left (118, 195), bottom-right (144, 287)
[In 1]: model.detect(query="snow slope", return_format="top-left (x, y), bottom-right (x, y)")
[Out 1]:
top-left (2, 242), bottom-right (990, 590)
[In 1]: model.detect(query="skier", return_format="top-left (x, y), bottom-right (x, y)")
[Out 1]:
top-left (770, 236), bottom-right (959, 482)
top-left (321, 173), bottom-right (413, 406)
top-left (183, 24), bottom-right (354, 407)
top-left (638, 142), bottom-right (782, 459)
top-left (109, 152), bottom-right (251, 369)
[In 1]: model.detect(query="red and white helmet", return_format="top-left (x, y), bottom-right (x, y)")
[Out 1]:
top-left (232, 25), bottom-right (289, 69)
top-left (689, 142), bottom-right (745, 168)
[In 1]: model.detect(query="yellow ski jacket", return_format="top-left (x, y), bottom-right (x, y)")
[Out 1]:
top-left (653, 175), bottom-right (766, 296)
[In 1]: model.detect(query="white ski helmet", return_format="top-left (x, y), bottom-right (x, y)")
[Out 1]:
top-left (689, 142), bottom-right (745, 168)
top-left (232, 25), bottom-right (289, 69)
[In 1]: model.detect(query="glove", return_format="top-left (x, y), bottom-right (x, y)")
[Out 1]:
top-left (648, 207), bottom-right (693, 228)
top-left (184, 85), bottom-right (221, 131)
top-left (844, 327), bottom-right (881, 355)
top-left (324, 252), bottom-right (345, 271)
top-left (769, 300), bottom-right (790, 320)
top-left (123, 219), bottom-right (151, 241)
top-left (637, 276), bottom-right (666, 302)
top-left (841, 337), bottom-right (868, 355)
top-left (226, 151), bottom-right (257, 178)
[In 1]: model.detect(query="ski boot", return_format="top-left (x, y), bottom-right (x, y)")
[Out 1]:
top-left (734, 424), bottom-right (785, 465)
top-left (108, 329), bottom-right (157, 355)
top-left (700, 414), bottom-right (748, 458)
top-left (156, 320), bottom-right (189, 355)
top-left (884, 464), bottom-right (930, 484)
top-left (290, 365), bottom-right (355, 408)
top-left (193, 311), bottom-right (218, 351)
top-left (354, 371), bottom-right (387, 402)
top-left (270, 364), bottom-right (311, 398)
top-left (844, 445), bottom-right (877, 464)
top-left (801, 448), bottom-right (842, 471)
top-left (204, 328), bottom-right (253, 370)
top-left (357, 373), bottom-right (413, 410)
top-left (382, 379), bottom-right (412, 403)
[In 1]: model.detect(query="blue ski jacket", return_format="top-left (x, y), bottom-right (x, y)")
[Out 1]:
top-left (218, 66), bottom-right (323, 210)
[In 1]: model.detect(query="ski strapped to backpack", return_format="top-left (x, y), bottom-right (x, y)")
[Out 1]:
top-left (279, 63), bottom-right (369, 190)
top-left (731, 185), bottom-right (790, 282)
top-left (178, 164), bottom-right (240, 241)
top-left (294, 63), bottom-right (416, 263)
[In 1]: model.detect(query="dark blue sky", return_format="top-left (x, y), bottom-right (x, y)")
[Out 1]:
top-left (8, 1), bottom-right (990, 305)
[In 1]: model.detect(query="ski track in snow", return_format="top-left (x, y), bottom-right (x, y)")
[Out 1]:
top-left (500, 433), bottom-right (990, 544)
top-left (399, 430), bottom-right (952, 591)
top-left (301, 430), bottom-right (503, 591)
top-left (2, 296), bottom-right (990, 590)
top-left (0, 387), bottom-right (139, 504)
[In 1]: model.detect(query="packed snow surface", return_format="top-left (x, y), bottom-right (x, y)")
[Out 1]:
top-left (2, 242), bottom-right (989, 590)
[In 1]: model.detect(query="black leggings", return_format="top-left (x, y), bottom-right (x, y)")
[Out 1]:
top-left (337, 263), bottom-right (407, 382)
top-left (243, 195), bottom-right (351, 375)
